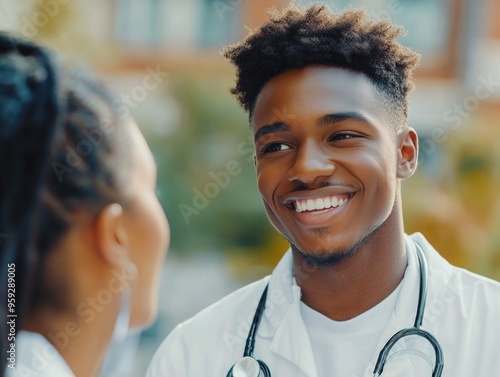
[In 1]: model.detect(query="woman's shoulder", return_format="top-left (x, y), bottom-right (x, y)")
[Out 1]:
top-left (6, 331), bottom-right (75, 377)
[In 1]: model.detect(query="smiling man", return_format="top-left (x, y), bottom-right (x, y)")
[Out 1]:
top-left (147, 4), bottom-right (500, 377)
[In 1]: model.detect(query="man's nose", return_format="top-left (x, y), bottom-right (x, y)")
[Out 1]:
top-left (286, 141), bottom-right (336, 184)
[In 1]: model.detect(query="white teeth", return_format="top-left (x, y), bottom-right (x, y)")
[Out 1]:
top-left (297, 202), bottom-right (305, 212)
top-left (324, 197), bottom-right (331, 207)
top-left (294, 195), bottom-right (350, 213)
top-left (306, 199), bottom-right (315, 211)
top-left (315, 198), bottom-right (325, 210)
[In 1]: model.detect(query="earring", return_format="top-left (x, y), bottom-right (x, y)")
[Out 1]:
top-left (109, 260), bottom-right (137, 345)
top-left (124, 260), bottom-right (138, 283)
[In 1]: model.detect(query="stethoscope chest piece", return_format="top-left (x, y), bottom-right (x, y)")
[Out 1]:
top-left (226, 243), bottom-right (442, 377)
top-left (231, 356), bottom-right (262, 377)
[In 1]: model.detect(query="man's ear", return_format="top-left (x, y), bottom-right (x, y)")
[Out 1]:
top-left (95, 203), bottom-right (128, 268)
top-left (396, 127), bottom-right (419, 179)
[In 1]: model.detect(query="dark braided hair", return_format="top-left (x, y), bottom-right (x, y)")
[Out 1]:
top-left (223, 3), bottom-right (420, 129)
top-left (0, 34), bottom-right (59, 375)
top-left (0, 33), bottom-right (131, 376)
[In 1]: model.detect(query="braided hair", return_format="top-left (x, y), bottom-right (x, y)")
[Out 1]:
top-left (0, 33), bottom-right (131, 376)
top-left (0, 34), bottom-right (59, 375)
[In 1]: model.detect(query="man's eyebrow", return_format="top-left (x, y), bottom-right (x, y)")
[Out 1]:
top-left (254, 122), bottom-right (291, 142)
top-left (316, 112), bottom-right (371, 127)
top-left (254, 112), bottom-right (370, 142)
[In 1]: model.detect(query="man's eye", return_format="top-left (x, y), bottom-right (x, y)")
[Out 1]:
top-left (262, 143), bottom-right (292, 154)
top-left (329, 133), bottom-right (355, 141)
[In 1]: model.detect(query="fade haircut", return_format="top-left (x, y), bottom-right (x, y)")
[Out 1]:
top-left (223, 3), bottom-right (420, 129)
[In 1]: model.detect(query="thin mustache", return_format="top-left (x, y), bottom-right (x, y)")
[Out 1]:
top-left (290, 181), bottom-right (357, 193)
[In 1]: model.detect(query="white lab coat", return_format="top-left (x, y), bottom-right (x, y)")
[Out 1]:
top-left (6, 331), bottom-right (75, 377)
top-left (147, 233), bottom-right (500, 376)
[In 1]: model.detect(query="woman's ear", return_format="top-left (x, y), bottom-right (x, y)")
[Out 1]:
top-left (95, 203), bottom-right (128, 268)
top-left (396, 127), bottom-right (419, 179)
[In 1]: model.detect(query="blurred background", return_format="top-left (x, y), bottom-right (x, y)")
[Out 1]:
top-left (1, 0), bottom-right (499, 375)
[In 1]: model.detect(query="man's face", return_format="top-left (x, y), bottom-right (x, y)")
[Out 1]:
top-left (252, 66), bottom-right (413, 264)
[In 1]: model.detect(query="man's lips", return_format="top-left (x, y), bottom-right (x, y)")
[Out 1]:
top-left (282, 186), bottom-right (356, 213)
top-left (292, 194), bottom-right (351, 213)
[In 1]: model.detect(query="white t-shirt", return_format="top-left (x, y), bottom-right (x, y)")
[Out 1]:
top-left (300, 281), bottom-right (402, 377)
top-left (146, 233), bottom-right (500, 377)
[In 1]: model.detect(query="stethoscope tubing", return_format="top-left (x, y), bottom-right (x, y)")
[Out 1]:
top-left (227, 242), bottom-right (444, 377)
top-left (244, 285), bottom-right (269, 357)
top-left (372, 243), bottom-right (443, 377)
top-left (226, 286), bottom-right (271, 377)
top-left (372, 327), bottom-right (444, 376)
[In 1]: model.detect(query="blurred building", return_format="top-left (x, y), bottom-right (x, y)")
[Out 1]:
top-left (3, 0), bottom-right (499, 108)
top-left (101, 0), bottom-right (500, 268)
top-left (4, 0), bottom-right (499, 141)
top-left (2, 1), bottom-right (499, 375)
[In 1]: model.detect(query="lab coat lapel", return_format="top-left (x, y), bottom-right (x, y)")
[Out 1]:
top-left (270, 285), bottom-right (319, 377)
top-left (262, 250), bottom-right (318, 377)
top-left (361, 233), bottom-right (452, 377)
top-left (261, 235), bottom-right (452, 377)
top-left (360, 234), bottom-right (423, 377)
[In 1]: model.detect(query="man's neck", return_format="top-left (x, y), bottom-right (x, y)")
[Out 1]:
top-left (293, 211), bottom-right (408, 321)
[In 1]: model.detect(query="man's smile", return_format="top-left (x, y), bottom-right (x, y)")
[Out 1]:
top-left (291, 194), bottom-right (351, 213)
top-left (253, 66), bottom-right (404, 254)
top-left (281, 185), bottom-right (356, 226)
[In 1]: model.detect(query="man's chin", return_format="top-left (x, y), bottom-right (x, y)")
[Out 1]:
top-left (293, 245), bottom-right (356, 268)
top-left (290, 223), bottom-right (384, 268)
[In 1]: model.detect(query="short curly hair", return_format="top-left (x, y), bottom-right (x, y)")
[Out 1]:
top-left (223, 3), bottom-right (420, 128)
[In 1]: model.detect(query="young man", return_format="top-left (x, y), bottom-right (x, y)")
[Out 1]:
top-left (147, 5), bottom-right (500, 376)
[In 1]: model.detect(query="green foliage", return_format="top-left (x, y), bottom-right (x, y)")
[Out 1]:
top-left (403, 114), bottom-right (500, 280)
top-left (143, 73), bottom-right (273, 254)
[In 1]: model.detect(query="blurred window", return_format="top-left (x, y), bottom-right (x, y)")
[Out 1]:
top-left (114, 0), bottom-right (241, 49)
top-left (115, 0), bottom-right (163, 45)
top-left (297, 0), bottom-right (453, 68)
top-left (198, 0), bottom-right (242, 47)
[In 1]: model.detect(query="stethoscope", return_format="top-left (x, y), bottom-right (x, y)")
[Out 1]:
top-left (226, 243), bottom-right (444, 377)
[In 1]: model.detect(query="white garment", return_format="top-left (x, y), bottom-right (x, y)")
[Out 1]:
top-left (300, 278), bottom-right (402, 377)
top-left (6, 331), bottom-right (75, 377)
top-left (146, 233), bottom-right (500, 377)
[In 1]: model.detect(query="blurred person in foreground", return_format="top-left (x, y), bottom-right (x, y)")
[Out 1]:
top-left (0, 33), bottom-right (169, 377)
top-left (147, 4), bottom-right (500, 377)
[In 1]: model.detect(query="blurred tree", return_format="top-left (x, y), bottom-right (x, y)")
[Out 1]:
top-left (19, 0), bottom-right (119, 67)
top-left (404, 111), bottom-right (500, 280)
top-left (144, 73), bottom-right (278, 255)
